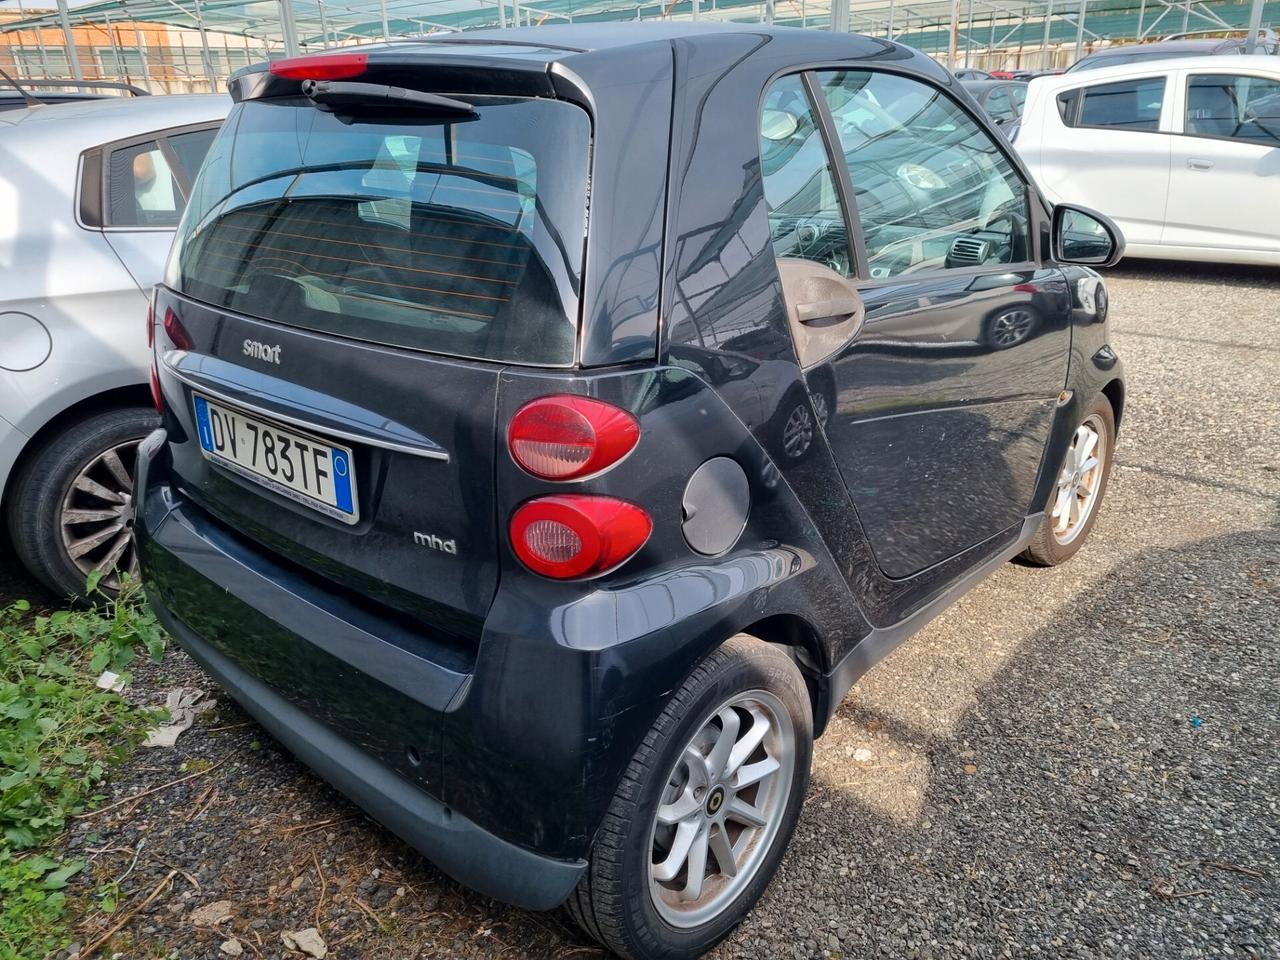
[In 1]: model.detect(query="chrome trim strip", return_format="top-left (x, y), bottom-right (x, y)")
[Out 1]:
top-left (161, 355), bottom-right (450, 462)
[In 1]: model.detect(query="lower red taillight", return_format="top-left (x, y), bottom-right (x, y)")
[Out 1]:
top-left (510, 495), bottom-right (652, 580)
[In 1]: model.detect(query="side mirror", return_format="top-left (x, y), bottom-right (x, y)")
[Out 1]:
top-left (1052, 204), bottom-right (1125, 267)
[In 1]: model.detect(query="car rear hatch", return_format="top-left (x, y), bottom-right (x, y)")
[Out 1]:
top-left (152, 55), bottom-right (592, 636)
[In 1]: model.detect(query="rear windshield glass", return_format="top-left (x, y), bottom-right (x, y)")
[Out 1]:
top-left (168, 95), bottom-right (591, 366)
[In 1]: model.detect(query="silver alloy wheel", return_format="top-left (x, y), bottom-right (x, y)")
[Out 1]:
top-left (59, 440), bottom-right (140, 591)
top-left (782, 403), bottom-right (813, 459)
top-left (647, 690), bottom-right (796, 929)
top-left (989, 308), bottom-right (1035, 348)
top-left (1051, 414), bottom-right (1106, 545)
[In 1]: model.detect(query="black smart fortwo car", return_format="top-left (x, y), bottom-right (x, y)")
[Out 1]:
top-left (137, 24), bottom-right (1127, 959)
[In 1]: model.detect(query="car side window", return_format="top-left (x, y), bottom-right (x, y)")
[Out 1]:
top-left (1009, 85), bottom-right (1027, 111)
top-left (986, 88), bottom-right (1017, 124)
top-left (1072, 77), bottom-right (1166, 131)
top-left (1185, 73), bottom-right (1280, 144)
top-left (813, 70), bottom-right (1031, 279)
top-left (759, 74), bottom-right (855, 278)
top-left (166, 127), bottom-right (218, 184)
top-left (107, 140), bottom-right (182, 228)
top-left (102, 126), bottom-right (217, 229)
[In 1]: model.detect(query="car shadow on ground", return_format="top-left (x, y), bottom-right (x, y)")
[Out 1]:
top-left (799, 526), bottom-right (1278, 959)
top-left (64, 525), bottom-right (1278, 959)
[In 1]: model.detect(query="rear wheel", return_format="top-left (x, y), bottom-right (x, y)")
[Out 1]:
top-left (6, 407), bottom-right (157, 600)
top-left (1021, 393), bottom-right (1114, 566)
top-left (567, 636), bottom-right (812, 960)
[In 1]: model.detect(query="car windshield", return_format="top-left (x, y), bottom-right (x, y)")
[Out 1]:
top-left (168, 95), bottom-right (592, 366)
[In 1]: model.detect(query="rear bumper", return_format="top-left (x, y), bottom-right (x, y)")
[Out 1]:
top-left (135, 429), bottom-right (585, 909)
top-left (149, 597), bottom-right (584, 910)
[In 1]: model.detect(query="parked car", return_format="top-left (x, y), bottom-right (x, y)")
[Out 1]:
top-left (1017, 56), bottom-right (1280, 264)
top-left (953, 67), bottom-right (992, 81)
top-left (1067, 35), bottom-right (1279, 73)
top-left (0, 77), bottom-right (150, 113)
top-left (961, 78), bottom-right (1029, 127)
top-left (0, 94), bottom-right (227, 598)
top-left (137, 26), bottom-right (1126, 959)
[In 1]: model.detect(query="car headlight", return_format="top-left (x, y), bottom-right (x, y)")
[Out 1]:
top-left (897, 163), bottom-right (946, 190)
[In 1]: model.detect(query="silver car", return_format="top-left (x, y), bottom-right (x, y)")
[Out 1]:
top-left (0, 93), bottom-right (227, 598)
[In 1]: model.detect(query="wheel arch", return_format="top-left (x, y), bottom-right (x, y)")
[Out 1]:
top-left (1, 384), bottom-right (153, 512)
top-left (734, 613), bottom-right (830, 736)
top-left (1101, 377), bottom-right (1125, 431)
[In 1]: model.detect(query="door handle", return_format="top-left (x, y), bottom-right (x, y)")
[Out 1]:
top-left (1186, 158), bottom-right (1214, 171)
top-left (796, 297), bottom-right (861, 324)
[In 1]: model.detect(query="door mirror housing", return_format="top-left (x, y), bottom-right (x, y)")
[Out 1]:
top-left (1052, 204), bottom-right (1125, 267)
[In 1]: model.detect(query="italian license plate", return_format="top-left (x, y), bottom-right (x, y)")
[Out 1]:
top-left (192, 394), bottom-right (358, 524)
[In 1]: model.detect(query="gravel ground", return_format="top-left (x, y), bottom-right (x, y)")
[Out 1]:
top-left (5, 260), bottom-right (1277, 960)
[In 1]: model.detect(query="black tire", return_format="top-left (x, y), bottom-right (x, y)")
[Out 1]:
top-left (5, 406), bottom-right (157, 601)
top-left (567, 635), bottom-right (812, 960)
top-left (1021, 393), bottom-right (1115, 566)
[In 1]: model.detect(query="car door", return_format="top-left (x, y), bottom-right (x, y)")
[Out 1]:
top-left (97, 124), bottom-right (220, 290)
top-left (762, 69), bottom-right (1072, 580)
top-left (1163, 69), bottom-right (1280, 255)
top-left (1035, 72), bottom-right (1174, 247)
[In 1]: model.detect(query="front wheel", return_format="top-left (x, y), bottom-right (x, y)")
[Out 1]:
top-left (567, 636), bottom-right (812, 960)
top-left (1021, 393), bottom-right (1115, 566)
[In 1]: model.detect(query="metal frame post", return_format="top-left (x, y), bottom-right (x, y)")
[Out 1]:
top-left (948, 0), bottom-right (960, 68)
top-left (190, 0), bottom-right (218, 91)
top-left (278, 0), bottom-right (300, 56)
top-left (318, 0), bottom-right (331, 48)
top-left (380, 0), bottom-right (391, 37)
top-left (831, 0), bottom-right (849, 34)
top-left (55, 0), bottom-right (84, 80)
top-left (1041, 0), bottom-right (1054, 70)
top-left (132, 22), bottom-right (152, 87)
top-left (964, 0), bottom-right (974, 67)
top-left (1074, 0), bottom-right (1086, 61)
top-left (101, 10), bottom-right (125, 79)
top-left (1245, 0), bottom-right (1264, 53)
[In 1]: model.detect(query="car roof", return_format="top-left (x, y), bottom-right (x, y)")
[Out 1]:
top-left (1034, 53), bottom-right (1280, 90)
top-left (961, 79), bottom-right (1027, 92)
top-left (415, 21), bottom-right (835, 53)
top-left (345, 23), bottom-right (939, 74)
top-left (0, 92), bottom-right (228, 141)
top-left (1084, 38), bottom-right (1227, 60)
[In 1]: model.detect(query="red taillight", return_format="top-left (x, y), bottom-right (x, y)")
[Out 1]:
top-left (508, 396), bottom-right (639, 480)
top-left (149, 363), bottom-right (163, 413)
top-left (510, 496), bottom-right (651, 580)
top-left (162, 308), bottom-right (192, 350)
top-left (269, 53), bottom-right (368, 81)
top-left (146, 299), bottom-right (154, 349)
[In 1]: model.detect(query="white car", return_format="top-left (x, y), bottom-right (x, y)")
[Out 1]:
top-left (0, 94), bottom-right (227, 599)
top-left (1016, 56), bottom-right (1280, 265)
